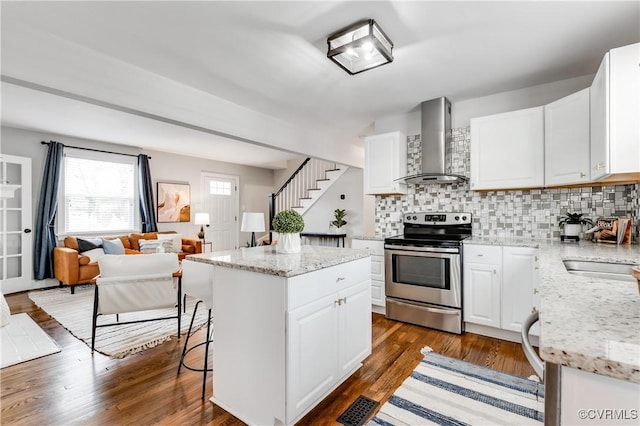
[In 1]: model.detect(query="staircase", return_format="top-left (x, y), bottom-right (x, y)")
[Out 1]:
top-left (269, 158), bottom-right (348, 226)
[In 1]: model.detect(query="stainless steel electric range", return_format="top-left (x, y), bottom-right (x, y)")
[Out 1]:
top-left (384, 212), bottom-right (472, 334)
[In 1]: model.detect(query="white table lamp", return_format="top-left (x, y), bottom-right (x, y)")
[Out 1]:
top-left (195, 213), bottom-right (210, 240)
top-left (241, 212), bottom-right (265, 247)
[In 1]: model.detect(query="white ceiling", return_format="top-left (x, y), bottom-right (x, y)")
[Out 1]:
top-left (1, 1), bottom-right (638, 169)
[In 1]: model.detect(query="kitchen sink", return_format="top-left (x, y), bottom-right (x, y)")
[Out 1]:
top-left (563, 260), bottom-right (637, 282)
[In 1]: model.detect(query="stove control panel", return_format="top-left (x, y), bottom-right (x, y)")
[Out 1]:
top-left (404, 212), bottom-right (472, 226)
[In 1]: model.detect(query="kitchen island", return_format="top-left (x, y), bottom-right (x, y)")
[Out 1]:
top-left (184, 245), bottom-right (372, 426)
top-left (467, 237), bottom-right (640, 424)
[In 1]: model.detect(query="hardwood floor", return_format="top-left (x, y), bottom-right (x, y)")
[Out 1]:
top-left (1, 291), bottom-right (535, 425)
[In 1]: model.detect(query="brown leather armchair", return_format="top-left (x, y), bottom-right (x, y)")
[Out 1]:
top-left (54, 232), bottom-right (202, 293)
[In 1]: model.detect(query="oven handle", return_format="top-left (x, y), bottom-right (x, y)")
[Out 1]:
top-left (391, 299), bottom-right (460, 315)
top-left (384, 244), bottom-right (459, 254)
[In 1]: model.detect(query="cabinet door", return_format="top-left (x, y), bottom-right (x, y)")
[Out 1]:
top-left (591, 43), bottom-right (640, 180)
top-left (545, 88), bottom-right (590, 186)
top-left (470, 107), bottom-right (544, 190)
top-left (286, 293), bottom-right (339, 421)
top-left (370, 255), bottom-right (385, 306)
top-left (364, 131), bottom-right (407, 195)
top-left (590, 52), bottom-right (610, 180)
top-left (338, 281), bottom-right (372, 377)
top-left (501, 247), bottom-right (539, 335)
top-left (463, 262), bottom-right (501, 327)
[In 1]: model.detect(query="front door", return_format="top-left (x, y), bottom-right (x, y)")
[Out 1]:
top-left (1, 154), bottom-right (33, 294)
top-left (201, 173), bottom-right (239, 251)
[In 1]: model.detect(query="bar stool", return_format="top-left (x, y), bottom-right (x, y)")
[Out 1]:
top-left (178, 260), bottom-right (214, 399)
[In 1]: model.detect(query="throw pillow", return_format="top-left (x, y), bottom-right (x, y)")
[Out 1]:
top-left (157, 233), bottom-right (182, 253)
top-left (83, 248), bottom-right (106, 263)
top-left (77, 237), bottom-right (103, 253)
top-left (102, 238), bottom-right (125, 255)
top-left (138, 239), bottom-right (163, 254)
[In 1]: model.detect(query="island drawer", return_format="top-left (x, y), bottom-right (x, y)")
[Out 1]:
top-left (287, 257), bottom-right (370, 310)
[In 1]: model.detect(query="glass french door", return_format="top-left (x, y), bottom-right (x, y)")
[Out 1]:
top-left (1, 154), bottom-right (33, 294)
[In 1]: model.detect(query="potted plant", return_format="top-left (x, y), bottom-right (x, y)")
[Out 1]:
top-left (272, 210), bottom-right (305, 253)
top-left (331, 209), bottom-right (347, 233)
top-left (559, 212), bottom-right (593, 238)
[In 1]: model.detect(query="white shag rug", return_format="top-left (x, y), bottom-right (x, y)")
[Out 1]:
top-left (29, 285), bottom-right (209, 358)
top-left (1, 313), bottom-right (61, 368)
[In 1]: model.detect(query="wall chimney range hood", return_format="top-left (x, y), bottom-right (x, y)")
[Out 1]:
top-left (400, 97), bottom-right (467, 184)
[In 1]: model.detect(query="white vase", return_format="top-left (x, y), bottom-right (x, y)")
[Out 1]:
top-left (277, 233), bottom-right (301, 254)
top-left (564, 223), bottom-right (582, 237)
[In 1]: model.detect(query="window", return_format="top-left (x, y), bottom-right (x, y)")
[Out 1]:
top-left (58, 149), bottom-right (139, 235)
top-left (209, 180), bottom-right (231, 195)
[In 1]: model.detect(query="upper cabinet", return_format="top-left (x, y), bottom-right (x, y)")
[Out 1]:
top-left (590, 43), bottom-right (640, 181)
top-left (364, 131), bottom-right (408, 195)
top-left (544, 88), bottom-right (591, 186)
top-left (470, 107), bottom-right (544, 190)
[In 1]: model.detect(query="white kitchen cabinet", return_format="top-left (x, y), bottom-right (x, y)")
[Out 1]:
top-left (463, 244), bottom-right (540, 340)
top-left (545, 88), bottom-right (591, 186)
top-left (470, 107), bottom-right (544, 190)
top-left (351, 239), bottom-right (385, 309)
top-left (590, 43), bottom-right (640, 181)
top-left (463, 245), bottom-right (502, 328)
top-left (501, 246), bottom-right (539, 336)
top-left (364, 131), bottom-right (407, 195)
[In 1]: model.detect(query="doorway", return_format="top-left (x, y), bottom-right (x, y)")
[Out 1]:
top-left (1, 154), bottom-right (33, 294)
top-left (201, 172), bottom-right (239, 251)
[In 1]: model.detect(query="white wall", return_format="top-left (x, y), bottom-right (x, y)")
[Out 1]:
top-left (300, 167), bottom-right (365, 243)
top-left (373, 74), bottom-right (595, 134)
top-left (1, 126), bottom-right (275, 245)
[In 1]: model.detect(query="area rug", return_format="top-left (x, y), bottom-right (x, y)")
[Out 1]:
top-left (1, 313), bottom-right (61, 368)
top-left (28, 285), bottom-right (210, 358)
top-left (369, 347), bottom-right (544, 426)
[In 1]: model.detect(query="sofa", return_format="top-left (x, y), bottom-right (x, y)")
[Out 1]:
top-left (53, 231), bottom-right (202, 293)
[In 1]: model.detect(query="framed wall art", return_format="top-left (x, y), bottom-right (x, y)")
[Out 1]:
top-left (157, 182), bottom-right (191, 223)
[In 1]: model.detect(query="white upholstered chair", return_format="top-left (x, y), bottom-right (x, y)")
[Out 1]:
top-left (91, 253), bottom-right (181, 353)
top-left (177, 259), bottom-right (214, 399)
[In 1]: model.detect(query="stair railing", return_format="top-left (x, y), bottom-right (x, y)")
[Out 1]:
top-left (269, 158), bottom-right (338, 238)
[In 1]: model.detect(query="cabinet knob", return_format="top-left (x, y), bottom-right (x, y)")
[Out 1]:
top-left (580, 172), bottom-right (586, 178)
top-left (493, 269), bottom-right (497, 274)
top-left (336, 277), bottom-right (345, 282)
top-left (533, 288), bottom-right (539, 294)
top-left (531, 306), bottom-right (538, 314)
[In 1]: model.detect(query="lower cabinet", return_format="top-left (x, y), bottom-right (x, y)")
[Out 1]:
top-left (351, 239), bottom-right (385, 308)
top-left (287, 280), bottom-right (371, 420)
top-left (463, 244), bottom-right (539, 340)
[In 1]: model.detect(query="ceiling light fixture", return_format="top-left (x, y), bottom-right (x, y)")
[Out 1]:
top-left (327, 19), bottom-right (393, 75)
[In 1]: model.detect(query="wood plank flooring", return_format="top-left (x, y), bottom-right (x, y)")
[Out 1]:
top-left (1, 291), bottom-right (535, 425)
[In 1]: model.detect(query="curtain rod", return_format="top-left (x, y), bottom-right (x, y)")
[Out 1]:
top-left (40, 140), bottom-right (151, 159)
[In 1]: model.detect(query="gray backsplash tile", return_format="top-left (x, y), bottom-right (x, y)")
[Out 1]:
top-left (376, 127), bottom-right (640, 242)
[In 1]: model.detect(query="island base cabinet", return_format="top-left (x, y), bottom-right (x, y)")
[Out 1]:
top-left (211, 257), bottom-right (371, 426)
top-left (287, 280), bottom-right (372, 422)
top-left (558, 366), bottom-right (640, 425)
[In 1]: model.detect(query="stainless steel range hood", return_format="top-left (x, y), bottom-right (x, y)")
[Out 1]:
top-left (401, 97), bottom-right (467, 184)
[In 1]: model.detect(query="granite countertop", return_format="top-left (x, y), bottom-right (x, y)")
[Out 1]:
top-left (186, 245), bottom-right (371, 278)
top-left (351, 235), bottom-right (386, 241)
top-left (467, 238), bottom-right (640, 383)
top-left (536, 241), bottom-right (639, 383)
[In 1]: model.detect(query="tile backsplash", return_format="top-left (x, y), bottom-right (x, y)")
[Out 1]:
top-left (376, 127), bottom-right (640, 242)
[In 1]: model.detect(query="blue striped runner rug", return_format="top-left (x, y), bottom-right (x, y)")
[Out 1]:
top-left (369, 347), bottom-right (544, 426)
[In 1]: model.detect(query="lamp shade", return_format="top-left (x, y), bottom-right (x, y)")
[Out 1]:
top-left (327, 19), bottom-right (393, 75)
top-left (194, 213), bottom-right (210, 225)
top-left (241, 212), bottom-right (265, 233)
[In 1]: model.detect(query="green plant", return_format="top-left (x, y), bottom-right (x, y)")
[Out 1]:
top-left (558, 212), bottom-right (593, 227)
top-left (331, 208), bottom-right (347, 228)
top-left (272, 210), bottom-right (304, 234)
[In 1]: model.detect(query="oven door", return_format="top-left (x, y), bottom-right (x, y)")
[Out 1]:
top-left (384, 245), bottom-right (461, 308)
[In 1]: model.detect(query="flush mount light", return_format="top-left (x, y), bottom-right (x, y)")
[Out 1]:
top-left (327, 19), bottom-right (393, 75)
